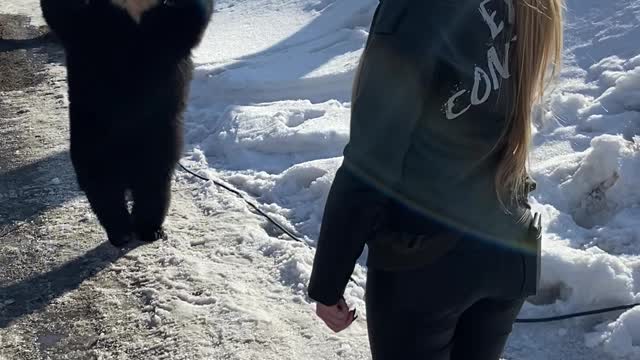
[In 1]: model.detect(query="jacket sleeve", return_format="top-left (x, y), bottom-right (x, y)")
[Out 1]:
top-left (306, 42), bottom-right (425, 303)
top-left (307, 1), bottom-right (446, 306)
top-left (307, 164), bottom-right (387, 306)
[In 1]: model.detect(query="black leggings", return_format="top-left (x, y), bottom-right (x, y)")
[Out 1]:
top-left (366, 240), bottom-right (528, 360)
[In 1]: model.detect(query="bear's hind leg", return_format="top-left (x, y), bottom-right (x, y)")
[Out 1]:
top-left (83, 181), bottom-right (133, 247)
top-left (131, 174), bottom-right (171, 243)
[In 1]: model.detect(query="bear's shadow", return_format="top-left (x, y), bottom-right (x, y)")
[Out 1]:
top-left (0, 150), bottom-right (80, 232)
top-left (0, 32), bottom-right (58, 53)
top-left (0, 241), bottom-right (140, 329)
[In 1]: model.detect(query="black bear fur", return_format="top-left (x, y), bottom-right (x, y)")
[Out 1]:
top-left (40, 0), bottom-right (214, 246)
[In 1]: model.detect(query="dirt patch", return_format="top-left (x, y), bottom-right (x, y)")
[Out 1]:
top-left (0, 14), bottom-right (59, 91)
top-left (0, 13), bottom-right (64, 174)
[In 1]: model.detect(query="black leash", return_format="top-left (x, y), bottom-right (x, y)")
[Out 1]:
top-left (178, 162), bottom-right (638, 323)
top-left (514, 303), bottom-right (640, 323)
top-left (177, 162), bottom-right (360, 286)
top-left (178, 162), bottom-right (304, 242)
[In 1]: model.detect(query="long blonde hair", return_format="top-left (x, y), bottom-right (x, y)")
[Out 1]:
top-left (497, 0), bottom-right (564, 207)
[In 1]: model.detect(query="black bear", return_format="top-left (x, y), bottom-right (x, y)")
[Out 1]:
top-left (40, 0), bottom-right (214, 246)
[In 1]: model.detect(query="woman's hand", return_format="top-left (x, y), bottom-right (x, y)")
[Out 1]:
top-left (315, 298), bottom-right (357, 333)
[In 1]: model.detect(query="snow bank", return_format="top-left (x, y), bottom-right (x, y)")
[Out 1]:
top-left (586, 307), bottom-right (640, 358)
top-left (557, 135), bottom-right (639, 228)
top-left (189, 0), bottom-right (375, 106)
top-left (526, 1), bottom-right (640, 353)
top-left (535, 244), bottom-right (638, 307)
top-left (200, 100), bottom-right (349, 173)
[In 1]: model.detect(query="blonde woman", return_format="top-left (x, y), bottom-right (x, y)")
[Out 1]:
top-left (308, 0), bottom-right (563, 359)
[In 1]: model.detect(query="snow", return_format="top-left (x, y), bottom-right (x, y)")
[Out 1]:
top-left (519, 1), bottom-right (640, 355)
top-left (200, 100), bottom-right (350, 173)
top-left (0, 0), bottom-right (45, 26)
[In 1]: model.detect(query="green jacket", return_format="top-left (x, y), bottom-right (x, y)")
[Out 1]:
top-left (308, 0), bottom-right (540, 306)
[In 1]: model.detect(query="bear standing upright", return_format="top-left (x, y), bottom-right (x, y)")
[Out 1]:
top-left (40, 0), bottom-right (214, 246)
